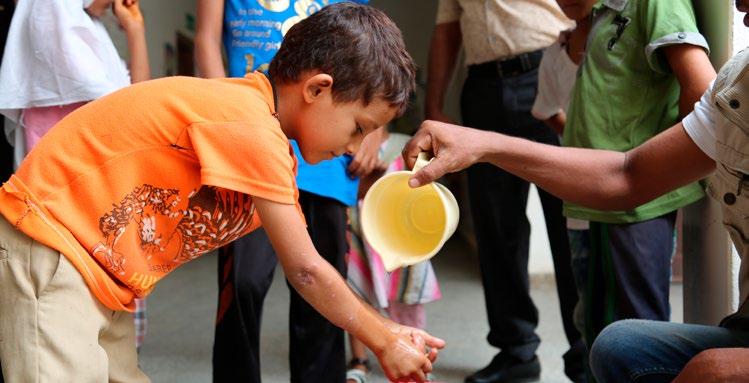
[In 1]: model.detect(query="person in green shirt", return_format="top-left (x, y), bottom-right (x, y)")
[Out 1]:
top-left (556, 0), bottom-right (716, 349)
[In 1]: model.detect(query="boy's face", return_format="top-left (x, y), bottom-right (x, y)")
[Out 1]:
top-left (556, 0), bottom-right (597, 20)
top-left (291, 77), bottom-right (398, 164)
top-left (739, 0), bottom-right (749, 26)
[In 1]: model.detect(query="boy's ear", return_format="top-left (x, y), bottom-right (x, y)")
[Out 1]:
top-left (302, 73), bottom-right (334, 104)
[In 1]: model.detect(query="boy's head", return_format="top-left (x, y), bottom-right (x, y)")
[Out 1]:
top-left (556, 0), bottom-right (596, 21)
top-left (269, 2), bottom-right (416, 164)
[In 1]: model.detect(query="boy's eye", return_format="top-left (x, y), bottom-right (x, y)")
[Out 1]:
top-left (355, 125), bottom-right (364, 135)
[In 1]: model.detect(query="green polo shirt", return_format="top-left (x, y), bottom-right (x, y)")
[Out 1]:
top-left (563, 0), bottom-right (709, 223)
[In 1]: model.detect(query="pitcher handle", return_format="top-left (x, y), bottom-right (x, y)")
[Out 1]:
top-left (413, 152), bottom-right (431, 173)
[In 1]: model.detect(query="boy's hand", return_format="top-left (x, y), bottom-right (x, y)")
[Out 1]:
top-left (113, 0), bottom-right (144, 31)
top-left (377, 323), bottom-right (445, 382)
top-left (349, 126), bottom-right (388, 178)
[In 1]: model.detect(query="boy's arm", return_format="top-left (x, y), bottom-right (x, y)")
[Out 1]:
top-left (253, 197), bottom-right (445, 382)
top-left (113, 0), bottom-right (150, 83)
top-left (663, 44), bottom-right (716, 118)
top-left (425, 21), bottom-right (461, 123)
top-left (195, 0), bottom-right (227, 78)
top-left (403, 119), bottom-right (715, 211)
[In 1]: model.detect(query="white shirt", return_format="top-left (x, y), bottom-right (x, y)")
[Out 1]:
top-left (436, 0), bottom-right (572, 65)
top-left (0, 0), bottom-right (130, 123)
top-left (531, 40), bottom-right (579, 121)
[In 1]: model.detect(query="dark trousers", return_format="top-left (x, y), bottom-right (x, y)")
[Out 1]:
top-left (584, 213), bottom-right (676, 347)
top-left (212, 191), bottom-right (348, 383)
top-left (461, 63), bottom-right (583, 374)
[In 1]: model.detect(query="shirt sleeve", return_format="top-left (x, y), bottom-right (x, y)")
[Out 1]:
top-left (531, 47), bottom-right (564, 121)
top-left (682, 80), bottom-right (718, 161)
top-left (640, 0), bottom-right (709, 74)
top-left (186, 120), bottom-right (298, 205)
top-left (436, 0), bottom-right (461, 24)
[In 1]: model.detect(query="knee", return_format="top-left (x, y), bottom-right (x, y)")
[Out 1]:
top-left (590, 320), bottom-right (650, 383)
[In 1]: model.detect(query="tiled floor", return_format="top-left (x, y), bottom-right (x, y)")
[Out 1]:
top-left (140, 238), bottom-right (683, 382)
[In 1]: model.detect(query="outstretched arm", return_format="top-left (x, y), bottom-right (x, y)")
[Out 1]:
top-left (253, 197), bottom-right (445, 382)
top-left (403, 120), bottom-right (715, 211)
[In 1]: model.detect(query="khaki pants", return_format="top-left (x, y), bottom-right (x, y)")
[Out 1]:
top-left (0, 216), bottom-right (149, 382)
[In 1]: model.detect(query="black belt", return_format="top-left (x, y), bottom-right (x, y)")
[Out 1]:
top-left (468, 49), bottom-right (544, 79)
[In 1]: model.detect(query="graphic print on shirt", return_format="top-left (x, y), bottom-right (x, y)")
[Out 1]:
top-left (91, 184), bottom-right (255, 295)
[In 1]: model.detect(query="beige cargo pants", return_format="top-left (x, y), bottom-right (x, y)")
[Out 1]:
top-left (0, 216), bottom-right (149, 382)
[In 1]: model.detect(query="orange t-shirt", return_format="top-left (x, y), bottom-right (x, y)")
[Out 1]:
top-left (0, 73), bottom-right (301, 311)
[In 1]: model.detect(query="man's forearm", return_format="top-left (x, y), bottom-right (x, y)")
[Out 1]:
top-left (405, 121), bottom-right (714, 212)
top-left (480, 131), bottom-right (634, 209)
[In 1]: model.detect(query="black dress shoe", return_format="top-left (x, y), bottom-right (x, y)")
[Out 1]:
top-left (464, 353), bottom-right (541, 383)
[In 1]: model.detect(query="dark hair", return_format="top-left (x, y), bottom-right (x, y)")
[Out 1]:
top-left (268, 2), bottom-right (416, 115)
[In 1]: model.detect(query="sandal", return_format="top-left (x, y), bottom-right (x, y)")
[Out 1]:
top-left (346, 357), bottom-right (370, 383)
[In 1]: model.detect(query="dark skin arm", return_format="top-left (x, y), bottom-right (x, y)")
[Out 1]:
top-left (403, 120), bottom-right (715, 211)
top-left (673, 348), bottom-right (749, 382)
top-left (424, 22), bottom-right (461, 123)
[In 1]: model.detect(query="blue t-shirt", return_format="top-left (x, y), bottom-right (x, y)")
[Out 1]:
top-left (222, 0), bottom-right (367, 206)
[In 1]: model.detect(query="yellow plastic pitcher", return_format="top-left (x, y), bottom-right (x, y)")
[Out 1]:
top-left (361, 153), bottom-right (459, 272)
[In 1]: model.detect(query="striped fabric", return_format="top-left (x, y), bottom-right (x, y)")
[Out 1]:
top-left (134, 297), bottom-right (147, 349)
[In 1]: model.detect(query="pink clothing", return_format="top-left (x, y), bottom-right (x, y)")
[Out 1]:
top-left (22, 102), bottom-right (87, 153)
top-left (385, 302), bottom-right (426, 329)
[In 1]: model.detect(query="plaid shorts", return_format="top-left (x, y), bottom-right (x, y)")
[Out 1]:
top-left (134, 298), bottom-right (147, 349)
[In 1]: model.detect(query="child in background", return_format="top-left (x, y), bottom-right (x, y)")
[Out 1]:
top-left (530, 0), bottom-right (591, 359)
top-left (530, 2), bottom-right (590, 136)
top-left (0, 0), bottom-right (151, 350)
top-left (0, 4), bottom-right (444, 382)
top-left (345, 131), bottom-right (442, 383)
top-left (0, 0), bottom-right (149, 157)
top-left (548, 0), bottom-right (714, 361)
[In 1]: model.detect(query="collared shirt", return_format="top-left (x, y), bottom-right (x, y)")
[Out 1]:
top-left (436, 0), bottom-right (572, 65)
top-left (563, 0), bottom-right (709, 223)
top-left (683, 48), bottom-right (749, 329)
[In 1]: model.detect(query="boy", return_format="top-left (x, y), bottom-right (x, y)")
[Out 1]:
top-left (0, 4), bottom-right (444, 382)
top-left (194, 1), bottom-right (384, 382)
top-left (554, 0), bottom-right (715, 349)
